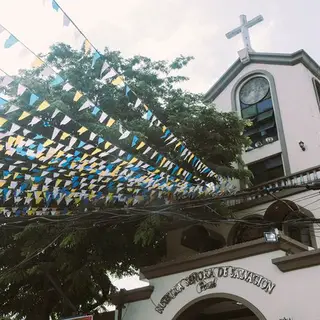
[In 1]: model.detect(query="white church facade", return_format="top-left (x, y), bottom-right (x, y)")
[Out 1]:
top-left (108, 15), bottom-right (320, 320)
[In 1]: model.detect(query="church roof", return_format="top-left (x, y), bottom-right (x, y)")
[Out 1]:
top-left (204, 49), bottom-right (320, 102)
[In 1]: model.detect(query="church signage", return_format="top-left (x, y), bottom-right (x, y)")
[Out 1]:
top-left (155, 265), bottom-right (276, 314)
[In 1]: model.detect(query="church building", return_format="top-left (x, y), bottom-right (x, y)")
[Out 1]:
top-left (111, 15), bottom-right (320, 320)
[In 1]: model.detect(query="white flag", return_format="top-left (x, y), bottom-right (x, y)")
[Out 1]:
top-left (119, 130), bottom-right (130, 140)
top-left (9, 123), bottom-right (20, 134)
top-left (79, 100), bottom-right (94, 111)
top-left (99, 112), bottom-right (108, 123)
top-left (61, 115), bottom-right (71, 125)
top-left (0, 75), bottom-right (13, 87)
top-left (5, 105), bottom-right (19, 114)
top-left (52, 128), bottom-right (60, 140)
top-left (17, 84), bottom-right (27, 96)
top-left (29, 117), bottom-right (41, 126)
top-left (134, 98), bottom-right (141, 109)
top-left (62, 82), bottom-right (73, 92)
top-left (100, 61), bottom-right (109, 77)
top-left (52, 109), bottom-right (60, 118)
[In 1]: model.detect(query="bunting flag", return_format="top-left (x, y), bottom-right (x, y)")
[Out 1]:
top-left (0, 15), bottom-right (233, 217)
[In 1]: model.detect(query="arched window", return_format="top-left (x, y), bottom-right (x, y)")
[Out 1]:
top-left (238, 76), bottom-right (278, 151)
top-left (228, 216), bottom-right (269, 245)
top-left (264, 200), bottom-right (315, 247)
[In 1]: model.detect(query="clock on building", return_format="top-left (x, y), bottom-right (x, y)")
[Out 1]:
top-left (239, 76), bottom-right (269, 105)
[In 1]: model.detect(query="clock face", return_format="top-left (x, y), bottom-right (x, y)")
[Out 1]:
top-left (239, 77), bottom-right (269, 105)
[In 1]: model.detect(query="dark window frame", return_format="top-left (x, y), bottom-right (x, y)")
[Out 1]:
top-left (312, 77), bottom-right (320, 112)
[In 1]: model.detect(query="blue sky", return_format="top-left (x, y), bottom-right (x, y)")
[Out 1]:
top-left (0, 0), bottom-right (319, 290)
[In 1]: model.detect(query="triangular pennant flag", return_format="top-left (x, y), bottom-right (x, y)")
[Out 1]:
top-left (60, 132), bottom-right (70, 140)
top-left (119, 130), bottom-right (130, 140)
top-left (106, 118), bottom-right (115, 127)
top-left (79, 100), bottom-right (93, 111)
top-left (136, 141), bottom-right (145, 150)
top-left (73, 91), bottom-right (83, 102)
top-left (111, 76), bottom-right (124, 86)
top-left (29, 94), bottom-right (39, 106)
top-left (0, 97), bottom-right (8, 106)
top-left (77, 127), bottom-right (88, 135)
top-left (52, 0), bottom-right (59, 11)
top-left (61, 115), bottom-right (71, 125)
top-left (31, 57), bottom-right (44, 68)
top-left (63, 13), bottom-right (70, 27)
top-left (134, 98), bottom-right (141, 109)
top-left (92, 51), bottom-right (101, 67)
top-left (17, 84), bottom-right (27, 96)
top-left (37, 100), bottom-right (50, 111)
top-left (84, 39), bottom-right (91, 55)
top-left (50, 75), bottom-right (64, 87)
top-left (52, 127), bottom-right (60, 140)
top-left (99, 112), bottom-right (108, 123)
top-left (9, 123), bottom-right (20, 133)
top-left (29, 117), bottom-right (41, 126)
top-left (89, 132), bottom-right (97, 141)
top-left (40, 66), bottom-right (55, 78)
top-left (18, 111), bottom-right (30, 121)
top-left (62, 82), bottom-right (73, 92)
top-left (101, 68), bottom-right (117, 81)
top-left (52, 109), bottom-right (60, 118)
top-left (100, 61), bottom-right (109, 76)
top-left (0, 75), bottom-right (13, 87)
top-left (5, 105), bottom-right (19, 114)
top-left (4, 35), bottom-right (18, 48)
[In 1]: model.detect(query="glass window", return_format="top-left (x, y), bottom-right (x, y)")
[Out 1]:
top-left (257, 98), bottom-right (273, 113)
top-left (241, 105), bottom-right (257, 119)
top-left (257, 110), bottom-right (273, 122)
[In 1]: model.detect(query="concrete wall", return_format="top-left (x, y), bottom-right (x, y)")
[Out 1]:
top-left (212, 62), bottom-right (320, 173)
top-left (119, 250), bottom-right (320, 319)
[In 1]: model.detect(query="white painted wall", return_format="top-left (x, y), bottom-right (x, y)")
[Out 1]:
top-left (212, 62), bottom-right (320, 173)
top-left (119, 250), bottom-right (320, 320)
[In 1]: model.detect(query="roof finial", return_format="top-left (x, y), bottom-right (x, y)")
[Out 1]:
top-left (226, 14), bottom-right (264, 52)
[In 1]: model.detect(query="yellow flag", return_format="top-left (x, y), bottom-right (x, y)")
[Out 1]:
top-left (81, 153), bottom-right (89, 161)
top-left (177, 168), bottom-right (183, 175)
top-left (162, 125), bottom-right (167, 133)
top-left (18, 111), bottom-right (30, 121)
top-left (136, 142), bottom-right (145, 150)
top-left (7, 136), bottom-right (16, 149)
top-left (36, 197), bottom-right (43, 205)
top-left (31, 57), bottom-right (44, 68)
top-left (14, 172), bottom-right (19, 179)
top-left (0, 145), bottom-right (3, 151)
top-left (90, 162), bottom-right (98, 168)
top-left (84, 39), bottom-right (91, 55)
top-left (14, 135), bottom-right (24, 147)
top-left (60, 132), bottom-right (70, 140)
top-left (56, 150), bottom-right (64, 158)
top-left (175, 141), bottom-right (182, 149)
top-left (104, 141), bottom-right (112, 149)
top-left (0, 180), bottom-right (6, 188)
top-left (91, 148), bottom-right (102, 156)
top-left (37, 100), bottom-right (50, 111)
top-left (78, 126), bottom-right (88, 135)
top-left (129, 157), bottom-right (138, 164)
top-left (144, 104), bottom-right (149, 110)
top-left (55, 179), bottom-right (62, 187)
top-left (106, 118), bottom-right (115, 127)
top-left (188, 154), bottom-right (195, 162)
top-left (111, 76), bottom-right (124, 86)
top-left (73, 91), bottom-right (83, 102)
top-left (0, 117), bottom-right (7, 126)
top-left (43, 139), bottom-right (54, 147)
top-left (160, 157), bottom-right (167, 167)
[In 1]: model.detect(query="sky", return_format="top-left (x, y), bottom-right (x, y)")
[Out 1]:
top-left (0, 0), bottom-right (319, 290)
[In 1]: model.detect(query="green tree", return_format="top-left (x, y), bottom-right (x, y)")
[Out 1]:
top-left (0, 43), bottom-right (249, 319)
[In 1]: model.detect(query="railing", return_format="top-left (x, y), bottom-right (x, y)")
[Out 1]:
top-left (224, 165), bottom-right (320, 208)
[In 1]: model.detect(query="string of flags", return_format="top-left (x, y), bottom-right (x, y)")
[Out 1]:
top-left (20, 0), bottom-right (218, 181)
top-left (0, 26), bottom-right (212, 186)
top-left (0, 4), bottom-right (237, 216)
